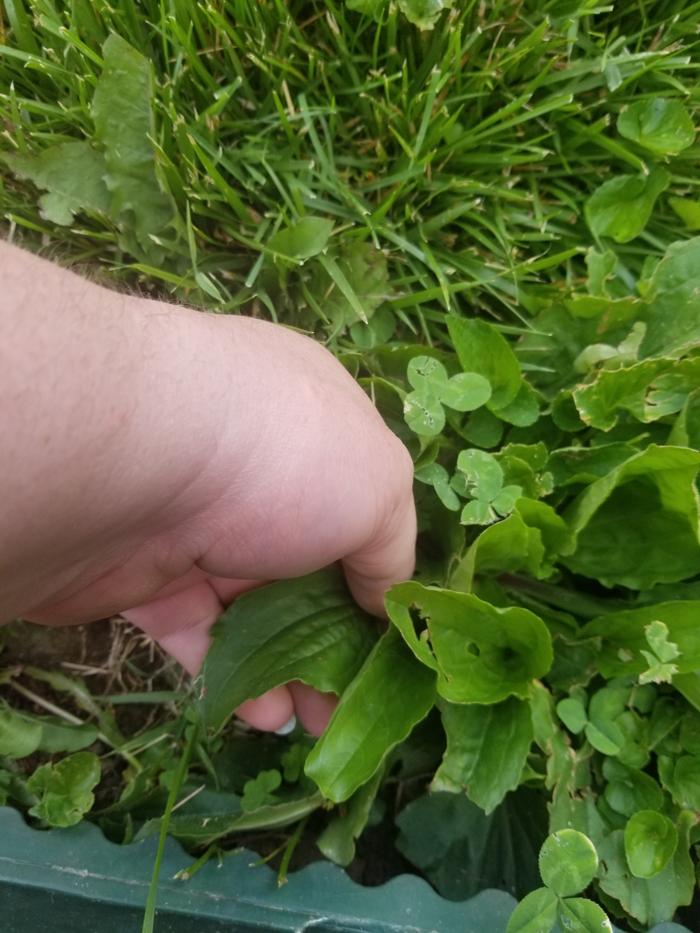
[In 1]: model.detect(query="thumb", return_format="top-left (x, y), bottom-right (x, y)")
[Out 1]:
top-left (341, 487), bottom-right (416, 618)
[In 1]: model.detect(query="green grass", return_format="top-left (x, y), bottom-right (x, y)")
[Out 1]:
top-left (2, 0), bottom-right (700, 339)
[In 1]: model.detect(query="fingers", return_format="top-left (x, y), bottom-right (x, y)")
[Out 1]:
top-left (236, 687), bottom-right (295, 732)
top-left (342, 480), bottom-right (417, 618)
top-left (288, 681), bottom-right (338, 736)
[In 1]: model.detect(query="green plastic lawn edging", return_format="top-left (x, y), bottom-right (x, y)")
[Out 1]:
top-left (0, 807), bottom-right (692, 933)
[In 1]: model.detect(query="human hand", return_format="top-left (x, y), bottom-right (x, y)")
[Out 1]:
top-left (2, 244), bottom-right (415, 736)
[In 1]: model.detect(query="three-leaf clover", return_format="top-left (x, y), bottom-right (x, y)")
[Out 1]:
top-left (453, 449), bottom-right (522, 525)
top-left (403, 356), bottom-right (491, 437)
top-left (507, 830), bottom-right (612, 933)
top-left (241, 769), bottom-right (282, 812)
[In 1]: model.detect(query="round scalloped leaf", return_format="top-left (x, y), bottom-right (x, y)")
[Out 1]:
top-left (624, 810), bottom-right (678, 879)
top-left (539, 829), bottom-right (598, 897)
top-left (440, 372), bottom-right (492, 412)
top-left (618, 99), bottom-right (695, 155)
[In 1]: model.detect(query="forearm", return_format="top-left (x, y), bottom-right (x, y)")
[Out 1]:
top-left (0, 243), bottom-right (225, 619)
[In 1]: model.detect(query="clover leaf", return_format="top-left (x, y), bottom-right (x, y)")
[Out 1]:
top-left (403, 356), bottom-right (491, 437)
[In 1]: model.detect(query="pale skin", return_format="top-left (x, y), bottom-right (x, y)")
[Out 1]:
top-left (0, 241), bottom-right (416, 736)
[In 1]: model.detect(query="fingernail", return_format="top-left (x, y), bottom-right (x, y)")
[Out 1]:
top-left (274, 714), bottom-right (297, 736)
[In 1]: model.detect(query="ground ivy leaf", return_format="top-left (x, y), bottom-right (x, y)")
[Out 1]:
top-left (92, 33), bottom-right (180, 262)
top-left (505, 887), bottom-right (558, 933)
top-left (385, 582), bottom-right (553, 704)
top-left (584, 167), bottom-right (670, 243)
top-left (563, 445), bottom-right (700, 588)
top-left (447, 317), bottom-right (521, 409)
top-left (617, 99), bottom-right (695, 155)
top-left (268, 216), bottom-right (334, 261)
top-left (304, 627), bottom-right (435, 802)
top-left (396, 789), bottom-right (546, 902)
top-left (597, 815), bottom-right (695, 926)
top-left (199, 568), bottom-right (376, 733)
top-left (3, 140), bottom-right (109, 225)
top-left (583, 601), bottom-right (700, 678)
top-left (27, 751), bottom-right (101, 828)
top-left (432, 697), bottom-right (533, 814)
top-left (558, 897), bottom-right (613, 933)
top-left (624, 810), bottom-right (678, 879)
top-left (539, 829), bottom-right (598, 897)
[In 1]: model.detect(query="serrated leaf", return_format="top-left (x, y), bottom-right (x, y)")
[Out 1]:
top-left (617, 99), bottom-right (695, 155)
top-left (539, 829), bottom-right (598, 897)
top-left (640, 237), bottom-right (700, 358)
top-left (304, 627), bottom-right (435, 802)
top-left (199, 568), bottom-right (376, 732)
top-left (432, 697), bottom-right (533, 813)
top-left (3, 141), bottom-right (109, 225)
top-left (92, 34), bottom-right (180, 262)
top-left (585, 167), bottom-right (670, 243)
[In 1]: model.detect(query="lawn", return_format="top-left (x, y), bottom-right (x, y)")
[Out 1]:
top-left (2, 2), bottom-right (700, 931)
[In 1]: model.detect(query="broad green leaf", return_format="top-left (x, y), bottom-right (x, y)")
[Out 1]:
top-left (316, 767), bottom-right (384, 866)
top-left (563, 445), bottom-right (700, 588)
top-left (92, 34), bottom-right (179, 263)
top-left (460, 498), bottom-right (497, 525)
top-left (385, 582), bottom-right (553, 704)
top-left (432, 697), bottom-right (533, 813)
top-left (304, 627), bottom-right (435, 802)
top-left (3, 141), bottom-right (108, 225)
top-left (571, 358), bottom-right (698, 431)
top-left (396, 789), bottom-right (546, 901)
top-left (558, 897), bottom-right (612, 933)
top-left (137, 790), bottom-right (323, 844)
top-left (0, 707), bottom-right (42, 758)
top-left (268, 216), bottom-right (334, 261)
top-left (624, 810), bottom-right (678, 878)
top-left (617, 99), bottom-right (695, 155)
top-left (37, 719), bottom-right (99, 754)
top-left (199, 568), bottom-right (376, 732)
top-left (669, 197), bottom-right (700, 231)
top-left (640, 237), bottom-right (700, 358)
top-left (27, 751), bottom-right (101, 828)
top-left (492, 381), bottom-right (540, 427)
top-left (447, 317), bottom-right (521, 409)
top-left (539, 829), bottom-right (598, 897)
top-left (397, 0), bottom-right (454, 30)
top-left (583, 601), bottom-right (700, 678)
top-left (505, 887), bottom-right (558, 933)
top-left (584, 167), bottom-right (670, 243)
top-left (597, 816), bottom-right (695, 926)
